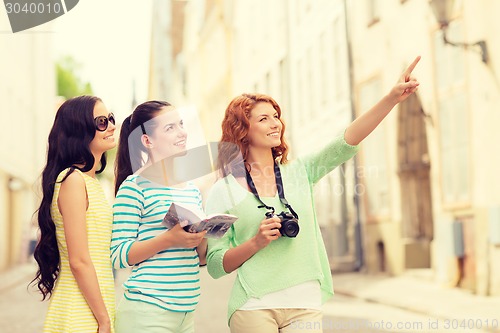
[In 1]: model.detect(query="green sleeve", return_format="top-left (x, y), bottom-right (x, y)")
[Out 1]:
top-left (205, 181), bottom-right (232, 279)
top-left (300, 134), bottom-right (359, 185)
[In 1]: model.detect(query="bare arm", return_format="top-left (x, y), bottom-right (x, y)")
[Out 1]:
top-left (59, 173), bottom-right (110, 333)
top-left (345, 56), bottom-right (421, 145)
top-left (126, 225), bottom-right (206, 265)
top-left (197, 239), bottom-right (208, 266)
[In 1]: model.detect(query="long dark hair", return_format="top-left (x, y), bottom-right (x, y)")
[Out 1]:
top-left (32, 95), bottom-right (106, 300)
top-left (115, 100), bottom-right (171, 194)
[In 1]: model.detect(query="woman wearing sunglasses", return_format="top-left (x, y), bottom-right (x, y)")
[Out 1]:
top-left (112, 101), bottom-right (207, 333)
top-left (32, 95), bottom-right (117, 333)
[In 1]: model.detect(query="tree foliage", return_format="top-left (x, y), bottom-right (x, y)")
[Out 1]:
top-left (56, 56), bottom-right (93, 99)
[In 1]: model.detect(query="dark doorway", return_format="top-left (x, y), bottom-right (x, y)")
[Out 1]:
top-left (398, 94), bottom-right (433, 268)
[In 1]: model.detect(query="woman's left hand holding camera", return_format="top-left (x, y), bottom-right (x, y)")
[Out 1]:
top-left (251, 216), bottom-right (282, 250)
top-left (220, 216), bottom-right (281, 274)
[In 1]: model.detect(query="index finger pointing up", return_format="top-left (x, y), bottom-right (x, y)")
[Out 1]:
top-left (404, 56), bottom-right (421, 81)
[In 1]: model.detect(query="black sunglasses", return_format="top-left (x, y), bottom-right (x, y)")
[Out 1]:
top-left (94, 113), bottom-right (115, 132)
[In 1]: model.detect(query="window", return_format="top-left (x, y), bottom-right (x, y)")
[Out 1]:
top-left (265, 71), bottom-right (271, 95)
top-left (297, 57), bottom-right (306, 122)
top-left (359, 78), bottom-right (390, 216)
top-left (434, 21), bottom-right (470, 205)
top-left (279, 58), bottom-right (287, 110)
top-left (367, 0), bottom-right (380, 26)
top-left (319, 32), bottom-right (328, 106)
top-left (332, 17), bottom-right (346, 101)
top-left (306, 47), bottom-right (316, 116)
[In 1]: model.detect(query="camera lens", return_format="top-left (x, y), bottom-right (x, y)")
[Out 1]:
top-left (279, 218), bottom-right (300, 238)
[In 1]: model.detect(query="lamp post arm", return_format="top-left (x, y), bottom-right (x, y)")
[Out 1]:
top-left (442, 28), bottom-right (489, 64)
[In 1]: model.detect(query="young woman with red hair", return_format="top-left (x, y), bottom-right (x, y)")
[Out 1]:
top-left (205, 57), bottom-right (421, 332)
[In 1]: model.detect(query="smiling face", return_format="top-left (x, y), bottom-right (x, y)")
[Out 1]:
top-left (89, 101), bottom-right (116, 155)
top-left (142, 107), bottom-right (187, 161)
top-left (246, 102), bottom-right (283, 152)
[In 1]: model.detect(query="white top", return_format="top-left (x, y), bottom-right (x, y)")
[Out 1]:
top-left (239, 280), bottom-right (322, 310)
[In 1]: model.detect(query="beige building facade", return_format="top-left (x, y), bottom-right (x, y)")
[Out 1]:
top-left (182, 0), bottom-right (234, 142)
top-left (181, 0), bottom-right (362, 270)
top-left (349, 0), bottom-right (500, 296)
top-left (174, 0), bottom-right (500, 295)
top-left (0, 18), bottom-right (56, 271)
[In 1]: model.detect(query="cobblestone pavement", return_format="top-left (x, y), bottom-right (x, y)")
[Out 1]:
top-left (2, 264), bottom-right (499, 332)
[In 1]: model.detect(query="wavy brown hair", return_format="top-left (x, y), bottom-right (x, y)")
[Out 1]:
top-left (217, 93), bottom-right (289, 177)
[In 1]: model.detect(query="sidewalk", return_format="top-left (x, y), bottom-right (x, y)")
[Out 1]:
top-left (328, 270), bottom-right (500, 329)
top-left (0, 262), bottom-right (36, 294)
top-left (0, 263), bottom-right (232, 333)
top-left (3, 264), bottom-right (500, 332)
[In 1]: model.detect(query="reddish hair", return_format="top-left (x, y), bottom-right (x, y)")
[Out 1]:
top-left (217, 93), bottom-right (289, 177)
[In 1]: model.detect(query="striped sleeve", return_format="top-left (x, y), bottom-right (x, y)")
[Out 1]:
top-left (196, 188), bottom-right (203, 211)
top-left (111, 178), bottom-right (144, 269)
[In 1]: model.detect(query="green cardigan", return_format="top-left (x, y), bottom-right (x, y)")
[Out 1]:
top-left (205, 135), bottom-right (359, 323)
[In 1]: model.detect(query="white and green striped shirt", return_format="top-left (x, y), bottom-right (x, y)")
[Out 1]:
top-left (111, 175), bottom-right (203, 312)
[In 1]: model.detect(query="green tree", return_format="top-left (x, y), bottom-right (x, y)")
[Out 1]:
top-left (56, 56), bottom-right (93, 98)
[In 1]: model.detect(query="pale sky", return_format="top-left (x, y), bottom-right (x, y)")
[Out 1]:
top-left (52, 0), bottom-right (208, 149)
top-left (53, 0), bottom-right (153, 121)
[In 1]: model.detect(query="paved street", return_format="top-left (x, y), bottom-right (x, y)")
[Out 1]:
top-left (0, 264), bottom-right (48, 332)
top-left (0, 265), bottom-right (233, 333)
top-left (1, 264), bottom-right (499, 332)
top-left (323, 294), bottom-right (489, 333)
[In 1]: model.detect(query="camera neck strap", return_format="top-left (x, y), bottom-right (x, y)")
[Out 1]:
top-left (245, 162), bottom-right (299, 219)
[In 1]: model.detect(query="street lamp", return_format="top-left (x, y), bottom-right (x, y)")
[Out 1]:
top-left (429, 0), bottom-right (488, 64)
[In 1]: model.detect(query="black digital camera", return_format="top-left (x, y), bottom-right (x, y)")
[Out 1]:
top-left (266, 211), bottom-right (300, 238)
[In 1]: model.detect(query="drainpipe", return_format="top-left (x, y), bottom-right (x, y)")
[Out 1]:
top-left (343, 0), bottom-right (364, 271)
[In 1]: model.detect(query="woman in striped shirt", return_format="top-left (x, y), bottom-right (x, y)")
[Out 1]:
top-left (112, 101), bottom-right (207, 333)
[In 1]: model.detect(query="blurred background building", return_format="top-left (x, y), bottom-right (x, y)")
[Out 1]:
top-left (148, 0), bottom-right (500, 296)
top-left (0, 17), bottom-right (55, 271)
top-left (1, 0), bottom-right (499, 299)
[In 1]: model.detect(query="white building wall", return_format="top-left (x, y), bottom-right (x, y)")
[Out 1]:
top-left (183, 0), bottom-right (358, 265)
top-left (349, 0), bottom-right (500, 294)
top-left (0, 16), bottom-right (56, 270)
top-left (183, 0), bottom-right (233, 142)
top-left (149, 0), bottom-right (173, 101)
top-left (182, 0), bottom-right (500, 293)
top-left (348, 0), bottom-right (436, 275)
top-left (230, 0), bottom-right (287, 97)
